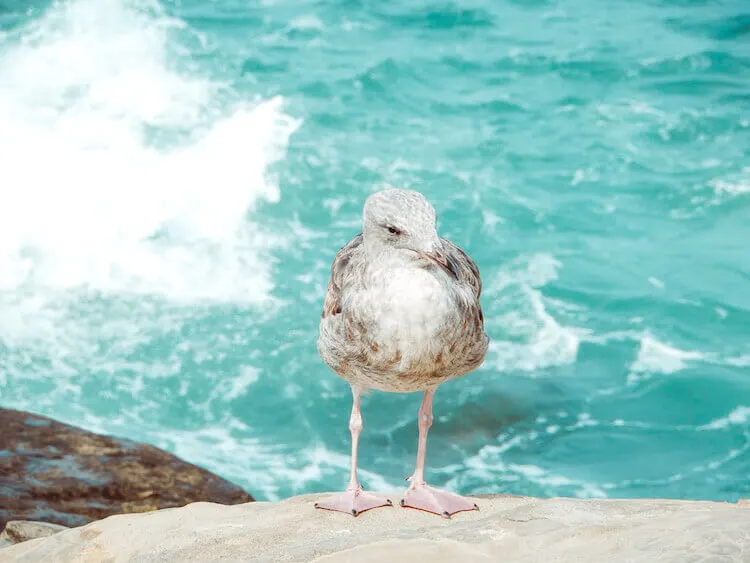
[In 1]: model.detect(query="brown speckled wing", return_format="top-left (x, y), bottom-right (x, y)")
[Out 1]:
top-left (442, 239), bottom-right (482, 299)
top-left (321, 233), bottom-right (363, 319)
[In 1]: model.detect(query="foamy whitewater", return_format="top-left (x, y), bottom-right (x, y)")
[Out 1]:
top-left (1, 0), bottom-right (749, 503)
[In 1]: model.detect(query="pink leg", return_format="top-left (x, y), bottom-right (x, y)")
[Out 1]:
top-left (314, 386), bottom-right (392, 516)
top-left (401, 388), bottom-right (479, 518)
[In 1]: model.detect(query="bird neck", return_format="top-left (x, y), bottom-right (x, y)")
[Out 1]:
top-left (364, 241), bottom-right (417, 269)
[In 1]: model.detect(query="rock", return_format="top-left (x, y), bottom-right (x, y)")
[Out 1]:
top-left (1, 493), bottom-right (748, 562)
top-left (0, 521), bottom-right (68, 547)
top-left (0, 409), bottom-right (253, 530)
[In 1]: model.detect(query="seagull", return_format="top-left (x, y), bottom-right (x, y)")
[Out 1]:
top-left (315, 188), bottom-right (489, 518)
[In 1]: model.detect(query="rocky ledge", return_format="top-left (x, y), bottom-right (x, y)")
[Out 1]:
top-left (0, 408), bottom-right (253, 530)
top-left (2, 493), bottom-right (748, 562)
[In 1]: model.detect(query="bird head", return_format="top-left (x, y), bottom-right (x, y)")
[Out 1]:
top-left (362, 188), bottom-right (456, 278)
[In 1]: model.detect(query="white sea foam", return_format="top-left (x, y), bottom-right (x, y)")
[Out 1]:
top-left (487, 254), bottom-right (582, 373)
top-left (289, 15), bottom-right (325, 31)
top-left (711, 173), bottom-right (750, 196)
top-left (509, 463), bottom-right (607, 498)
top-left (0, 0), bottom-right (300, 305)
top-left (725, 355), bottom-right (750, 367)
top-left (627, 335), bottom-right (704, 384)
top-left (673, 168), bottom-right (750, 218)
top-left (698, 407), bottom-right (750, 431)
top-left (213, 366), bottom-right (261, 401)
top-left (492, 253), bottom-right (563, 291)
top-left (457, 442), bottom-right (607, 499)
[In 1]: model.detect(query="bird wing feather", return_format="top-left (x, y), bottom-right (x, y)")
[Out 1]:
top-left (321, 233), bottom-right (363, 319)
top-left (441, 239), bottom-right (483, 299)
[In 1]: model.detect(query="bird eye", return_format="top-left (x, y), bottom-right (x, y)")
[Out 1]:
top-left (386, 225), bottom-right (402, 235)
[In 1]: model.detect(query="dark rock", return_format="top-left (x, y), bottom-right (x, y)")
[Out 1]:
top-left (0, 409), bottom-right (253, 529)
top-left (0, 520), bottom-right (69, 547)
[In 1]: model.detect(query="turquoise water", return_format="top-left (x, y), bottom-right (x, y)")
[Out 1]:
top-left (1, 0), bottom-right (749, 503)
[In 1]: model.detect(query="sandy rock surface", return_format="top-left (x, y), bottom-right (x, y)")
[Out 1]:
top-left (2, 492), bottom-right (748, 562)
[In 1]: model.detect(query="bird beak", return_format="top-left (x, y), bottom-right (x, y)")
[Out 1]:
top-left (417, 248), bottom-right (458, 280)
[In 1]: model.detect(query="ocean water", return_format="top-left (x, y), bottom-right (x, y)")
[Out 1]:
top-left (1, 0), bottom-right (749, 503)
